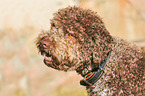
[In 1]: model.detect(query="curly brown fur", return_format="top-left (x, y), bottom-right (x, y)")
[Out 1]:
top-left (36, 6), bottom-right (145, 95)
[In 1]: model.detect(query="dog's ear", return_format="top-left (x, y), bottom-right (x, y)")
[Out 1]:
top-left (90, 28), bottom-right (114, 68)
top-left (50, 6), bottom-right (114, 68)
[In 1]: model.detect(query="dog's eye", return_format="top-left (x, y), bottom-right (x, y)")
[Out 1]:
top-left (69, 33), bottom-right (73, 36)
top-left (68, 33), bottom-right (74, 37)
top-left (66, 33), bottom-right (74, 37)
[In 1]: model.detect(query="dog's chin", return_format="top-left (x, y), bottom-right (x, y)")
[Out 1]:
top-left (43, 55), bottom-right (73, 71)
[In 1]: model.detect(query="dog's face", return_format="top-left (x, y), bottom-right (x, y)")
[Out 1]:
top-left (36, 6), bottom-right (113, 75)
top-left (36, 26), bottom-right (83, 71)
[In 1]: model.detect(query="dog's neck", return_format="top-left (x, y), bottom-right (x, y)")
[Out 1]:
top-left (89, 38), bottom-right (144, 95)
top-left (80, 51), bottom-right (112, 86)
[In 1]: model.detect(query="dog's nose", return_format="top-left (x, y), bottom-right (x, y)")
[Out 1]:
top-left (40, 38), bottom-right (52, 54)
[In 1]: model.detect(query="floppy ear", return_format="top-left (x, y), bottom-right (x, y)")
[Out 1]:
top-left (90, 25), bottom-right (114, 68)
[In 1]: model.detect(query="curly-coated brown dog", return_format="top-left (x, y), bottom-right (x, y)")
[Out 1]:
top-left (36, 6), bottom-right (145, 96)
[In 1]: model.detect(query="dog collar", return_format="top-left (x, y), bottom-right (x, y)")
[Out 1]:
top-left (80, 51), bottom-right (111, 86)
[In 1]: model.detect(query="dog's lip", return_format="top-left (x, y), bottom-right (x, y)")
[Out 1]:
top-left (43, 52), bottom-right (58, 64)
top-left (44, 55), bottom-right (61, 69)
top-left (44, 56), bottom-right (53, 62)
top-left (44, 56), bottom-right (54, 66)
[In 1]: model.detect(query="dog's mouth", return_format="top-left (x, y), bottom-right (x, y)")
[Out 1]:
top-left (44, 51), bottom-right (53, 64)
top-left (37, 37), bottom-right (61, 69)
top-left (43, 51), bottom-right (72, 71)
top-left (43, 50), bottom-right (60, 69)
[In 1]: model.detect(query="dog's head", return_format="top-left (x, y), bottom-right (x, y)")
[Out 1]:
top-left (36, 6), bottom-right (113, 75)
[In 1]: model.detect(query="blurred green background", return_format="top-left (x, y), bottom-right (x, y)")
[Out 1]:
top-left (0, 0), bottom-right (145, 96)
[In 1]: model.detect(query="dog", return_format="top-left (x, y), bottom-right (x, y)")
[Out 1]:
top-left (36, 6), bottom-right (145, 96)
